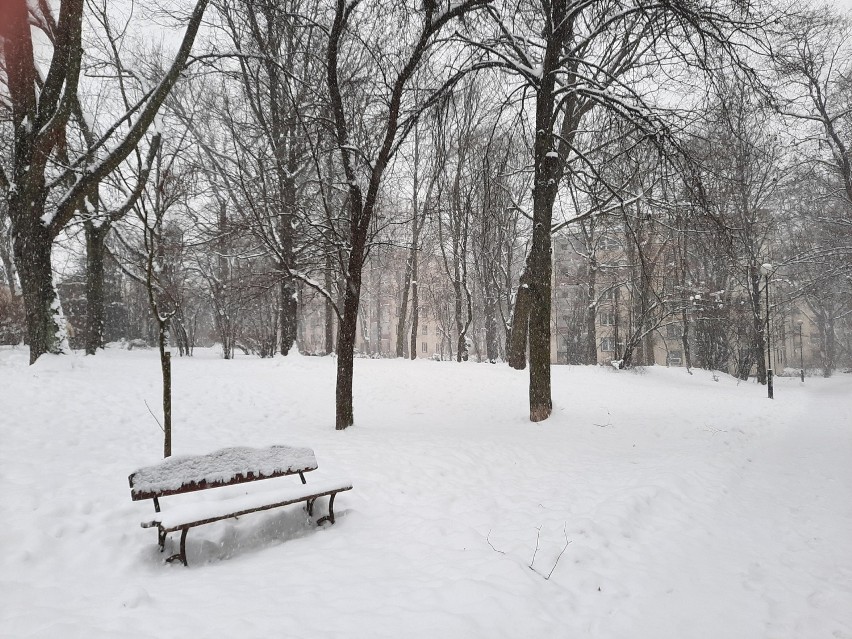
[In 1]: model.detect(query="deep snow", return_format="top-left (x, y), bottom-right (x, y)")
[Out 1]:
top-left (0, 347), bottom-right (850, 638)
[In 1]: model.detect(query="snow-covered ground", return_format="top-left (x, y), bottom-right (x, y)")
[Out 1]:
top-left (1, 347), bottom-right (850, 638)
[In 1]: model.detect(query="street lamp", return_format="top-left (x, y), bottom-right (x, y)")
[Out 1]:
top-left (797, 319), bottom-right (804, 383)
top-left (761, 263), bottom-right (773, 399)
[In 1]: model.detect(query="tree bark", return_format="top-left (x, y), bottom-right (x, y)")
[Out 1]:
top-left (507, 269), bottom-right (532, 369)
top-left (280, 277), bottom-right (298, 355)
top-left (324, 253), bottom-right (336, 354)
top-left (278, 174), bottom-right (298, 356)
top-left (409, 250), bottom-right (420, 360)
top-left (396, 127), bottom-right (420, 358)
top-left (527, 152), bottom-right (557, 420)
top-left (84, 221), bottom-right (109, 355)
top-left (13, 217), bottom-right (66, 363)
top-left (750, 267), bottom-right (767, 384)
top-left (335, 253), bottom-right (364, 429)
top-left (585, 253), bottom-right (598, 364)
top-left (483, 290), bottom-right (498, 362)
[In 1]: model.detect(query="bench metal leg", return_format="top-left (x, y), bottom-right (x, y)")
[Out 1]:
top-left (306, 497), bottom-right (316, 517)
top-left (317, 493), bottom-right (337, 526)
top-left (158, 527), bottom-right (166, 552)
top-left (166, 527), bottom-right (189, 567)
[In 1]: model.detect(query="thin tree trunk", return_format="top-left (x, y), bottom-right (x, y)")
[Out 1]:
top-left (750, 267), bottom-right (767, 384)
top-left (507, 269), bottom-right (532, 369)
top-left (161, 344), bottom-right (172, 458)
top-left (409, 251), bottom-right (420, 360)
top-left (484, 291), bottom-right (498, 362)
top-left (324, 253), bottom-right (335, 354)
top-left (278, 185), bottom-right (297, 355)
top-left (397, 127), bottom-right (420, 357)
top-left (84, 220), bottom-right (109, 355)
top-left (0, 225), bottom-right (20, 299)
top-left (585, 256), bottom-right (598, 364)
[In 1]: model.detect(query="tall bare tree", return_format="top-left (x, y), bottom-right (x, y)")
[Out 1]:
top-left (326, 0), bottom-right (491, 429)
top-left (483, 0), bottom-right (768, 420)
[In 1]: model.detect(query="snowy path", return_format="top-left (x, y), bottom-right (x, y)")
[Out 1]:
top-left (724, 381), bottom-right (852, 638)
top-left (1, 349), bottom-right (850, 638)
top-left (591, 379), bottom-right (852, 639)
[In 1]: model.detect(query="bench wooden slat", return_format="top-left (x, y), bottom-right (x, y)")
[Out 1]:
top-left (143, 477), bottom-right (353, 531)
top-left (129, 445), bottom-right (318, 500)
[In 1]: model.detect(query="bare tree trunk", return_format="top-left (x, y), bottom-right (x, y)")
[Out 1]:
top-left (816, 309), bottom-right (835, 377)
top-left (750, 267), bottom-right (767, 384)
top-left (324, 253), bottom-right (336, 354)
top-left (278, 175), bottom-right (298, 355)
top-left (84, 221), bottom-right (109, 355)
top-left (375, 252), bottom-right (384, 356)
top-left (507, 270), bottom-right (532, 369)
top-left (527, 192), bottom-right (554, 420)
top-left (279, 277), bottom-right (297, 355)
top-left (585, 255), bottom-right (598, 364)
top-left (676, 212), bottom-right (693, 371)
top-left (483, 290), bottom-right (498, 362)
top-left (525, 104), bottom-right (564, 419)
top-left (160, 341), bottom-right (172, 458)
top-left (335, 252), bottom-right (364, 428)
top-left (409, 250), bottom-right (420, 360)
top-left (13, 215), bottom-right (66, 363)
top-left (397, 127), bottom-right (420, 358)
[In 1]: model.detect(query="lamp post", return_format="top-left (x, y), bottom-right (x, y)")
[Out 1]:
top-left (797, 319), bottom-right (804, 383)
top-left (761, 263), bottom-right (773, 399)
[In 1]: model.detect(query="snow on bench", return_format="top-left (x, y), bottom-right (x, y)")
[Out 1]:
top-left (128, 445), bottom-right (351, 566)
top-left (129, 445), bottom-right (318, 500)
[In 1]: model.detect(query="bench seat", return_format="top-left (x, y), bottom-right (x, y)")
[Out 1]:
top-left (143, 476), bottom-right (353, 531)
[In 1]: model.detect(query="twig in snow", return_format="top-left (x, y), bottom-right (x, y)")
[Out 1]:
top-left (530, 523), bottom-right (572, 581)
top-left (488, 525), bottom-right (572, 582)
top-left (144, 399), bottom-right (165, 433)
top-left (529, 525), bottom-right (542, 569)
top-left (545, 524), bottom-right (573, 580)
top-left (594, 411), bottom-right (612, 428)
top-left (486, 529), bottom-right (506, 555)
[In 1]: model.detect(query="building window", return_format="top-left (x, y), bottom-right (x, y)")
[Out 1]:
top-left (600, 287), bottom-right (616, 302)
top-left (421, 341), bottom-right (428, 353)
top-left (666, 323), bottom-right (683, 338)
top-left (601, 337), bottom-right (616, 352)
top-left (599, 310), bottom-right (616, 326)
top-left (421, 325), bottom-right (429, 335)
top-left (668, 350), bottom-right (683, 366)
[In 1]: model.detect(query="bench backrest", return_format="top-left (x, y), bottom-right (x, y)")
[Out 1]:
top-left (129, 445), bottom-right (318, 500)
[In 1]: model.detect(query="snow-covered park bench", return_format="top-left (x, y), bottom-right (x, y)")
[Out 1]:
top-left (128, 445), bottom-right (352, 566)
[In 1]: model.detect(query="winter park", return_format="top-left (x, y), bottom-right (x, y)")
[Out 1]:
top-left (1, 0), bottom-right (852, 637)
